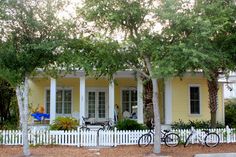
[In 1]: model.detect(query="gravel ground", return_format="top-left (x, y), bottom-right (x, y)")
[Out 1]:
top-left (0, 143), bottom-right (236, 157)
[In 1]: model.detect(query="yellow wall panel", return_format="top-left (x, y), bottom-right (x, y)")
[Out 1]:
top-left (171, 76), bottom-right (224, 123)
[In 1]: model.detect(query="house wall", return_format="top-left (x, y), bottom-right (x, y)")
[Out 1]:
top-left (29, 78), bottom-right (81, 113)
top-left (171, 76), bottom-right (224, 123)
top-left (29, 77), bottom-right (140, 120)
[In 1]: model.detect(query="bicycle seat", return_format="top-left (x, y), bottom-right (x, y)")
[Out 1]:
top-left (163, 130), bottom-right (170, 133)
top-left (202, 130), bottom-right (209, 134)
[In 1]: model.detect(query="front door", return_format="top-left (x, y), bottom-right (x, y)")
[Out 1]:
top-left (86, 89), bottom-right (108, 121)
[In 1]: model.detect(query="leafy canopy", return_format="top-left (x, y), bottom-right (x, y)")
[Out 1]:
top-left (0, 0), bottom-right (72, 85)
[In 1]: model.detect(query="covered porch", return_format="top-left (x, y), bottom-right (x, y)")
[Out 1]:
top-left (29, 71), bottom-right (172, 126)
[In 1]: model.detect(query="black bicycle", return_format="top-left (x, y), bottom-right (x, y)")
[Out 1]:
top-left (97, 120), bottom-right (113, 134)
top-left (79, 116), bottom-right (91, 131)
top-left (138, 129), bottom-right (180, 147)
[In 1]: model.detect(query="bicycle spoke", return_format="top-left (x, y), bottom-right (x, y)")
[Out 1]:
top-left (138, 134), bottom-right (152, 147)
top-left (165, 133), bottom-right (180, 147)
top-left (205, 133), bottom-right (219, 147)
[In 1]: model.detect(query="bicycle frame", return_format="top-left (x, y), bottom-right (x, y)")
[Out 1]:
top-left (188, 130), bottom-right (206, 145)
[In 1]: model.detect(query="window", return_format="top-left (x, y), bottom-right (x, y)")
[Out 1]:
top-left (122, 89), bottom-right (137, 118)
top-left (189, 86), bottom-right (200, 114)
top-left (87, 90), bottom-right (107, 119)
top-left (46, 89), bottom-right (72, 114)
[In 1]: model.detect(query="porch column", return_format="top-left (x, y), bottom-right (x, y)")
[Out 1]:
top-left (137, 77), bottom-right (144, 123)
top-left (80, 76), bottom-right (86, 125)
top-left (109, 80), bottom-right (115, 123)
top-left (50, 78), bottom-right (56, 124)
top-left (164, 79), bottom-right (172, 125)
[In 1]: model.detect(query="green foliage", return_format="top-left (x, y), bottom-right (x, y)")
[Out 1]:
top-left (0, 0), bottom-right (72, 86)
top-left (225, 100), bottom-right (236, 128)
top-left (171, 119), bottom-right (224, 129)
top-left (0, 78), bottom-right (19, 128)
top-left (50, 117), bottom-right (78, 131)
top-left (116, 119), bottom-right (147, 130)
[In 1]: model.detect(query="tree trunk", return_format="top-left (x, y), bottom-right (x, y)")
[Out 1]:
top-left (152, 78), bottom-right (161, 153)
top-left (16, 76), bottom-right (30, 156)
top-left (144, 56), bottom-right (161, 154)
top-left (207, 73), bottom-right (219, 128)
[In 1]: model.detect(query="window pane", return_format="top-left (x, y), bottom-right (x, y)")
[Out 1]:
top-left (56, 90), bottom-right (63, 114)
top-left (88, 92), bottom-right (95, 118)
top-left (190, 87), bottom-right (200, 114)
top-left (190, 87), bottom-right (199, 100)
top-left (64, 90), bottom-right (71, 101)
top-left (98, 92), bottom-right (105, 118)
top-left (46, 90), bottom-right (50, 114)
top-left (56, 102), bottom-right (63, 114)
top-left (63, 90), bottom-right (72, 114)
top-left (64, 101), bottom-right (71, 114)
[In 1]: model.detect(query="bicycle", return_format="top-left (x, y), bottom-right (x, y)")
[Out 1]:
top-left (79, 116), bottom-right (91, 131)
top-left (97, 119), bottom-right (113, 134)
top-left (184, 129), bottom-right (220, 147)
top-left (138, 128), bottom-right (180, 147)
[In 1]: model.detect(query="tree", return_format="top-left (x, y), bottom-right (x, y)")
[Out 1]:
top-left (158, 0), bottom-right (236, 127)
top-left (0, 0), bottom-right (71, 155)
top-left (73, 0), bottom-right (168, 153)
top-left (0, 78), bottom-right (18, 129)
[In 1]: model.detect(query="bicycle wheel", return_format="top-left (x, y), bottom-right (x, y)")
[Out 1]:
top-left (97, 128), bottom-right (104, 135)
top-left (204, 132), bottom-right (219, 147)
top-left (164, 133), bottom-right (180, 147)
top-left (80, 126), bottom-right (90, 131)
top-left (184, 134), bottom-right (193, 147)
top-left (138, 134), bottom-right (152, 147)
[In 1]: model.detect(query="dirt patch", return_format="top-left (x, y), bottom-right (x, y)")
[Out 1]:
top-left (0, 143), bottom-right (236, 157)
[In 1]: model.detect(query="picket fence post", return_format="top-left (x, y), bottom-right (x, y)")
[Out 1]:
top-left (226, 125), bottom-right (231, 143)
top-left (77, 127), bottom-right (80, 147)
top-left (114, 127), bottom-right (117, 147)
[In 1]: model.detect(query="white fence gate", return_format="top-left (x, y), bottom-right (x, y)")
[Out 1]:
top-left (0, 126), bottom-right (235, 147)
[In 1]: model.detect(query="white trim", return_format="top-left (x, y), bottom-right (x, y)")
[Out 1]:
top-left (164, 79), bottom-right (172, 125)
top-left (188, 84), bottom-right (201, 116)
top-left (80, 76), bottom-right (86, 125)
top-left (137, 77), bottom-right (144, 123)
top-left (50, 78), bottom-right (56, 124)
top-left (109, 80), bottom-right (115, 123)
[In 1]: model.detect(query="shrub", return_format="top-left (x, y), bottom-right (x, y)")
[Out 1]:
top-left (116, 119), bottom-right (147, 130)
top-left (50, 117), bottom-right (78, 130)
top-left (225, 100), bottom-right (236, 128)
top-left (171, 119), bottom-right (224, 129)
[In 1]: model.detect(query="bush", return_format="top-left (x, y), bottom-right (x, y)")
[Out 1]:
top-left (225, 100), bottom-right (236, 128)
top-left (50, 117), bottom-right (78, 130)
top-left (116, 119), bottom-right (147, 130)
top-left (171, 119), bottom-right (224, 129)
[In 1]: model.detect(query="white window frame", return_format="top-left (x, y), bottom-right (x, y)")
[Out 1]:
top-left (188, 84), bottom-right (201, 116)
top-left (45, 87), bottom-right (73, 117)
top-left (86, 87), bottom-right (109, 121)
top-left (120, 87), bottom-right (137, 118)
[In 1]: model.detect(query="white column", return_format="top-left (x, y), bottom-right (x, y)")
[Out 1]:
top-left (50, 78), bottom-right (56, 124)
top-left (165, 79), bottom-right (172, 125)
top-left (137, 77), bottom-right (144, 123)
top-left (109, 80), bottom-right (115, 123)
top-left (79, 76), bottom-right (86, 125)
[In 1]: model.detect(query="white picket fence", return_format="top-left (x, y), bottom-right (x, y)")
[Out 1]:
top-left (0, 126), bottom-right (235, 147)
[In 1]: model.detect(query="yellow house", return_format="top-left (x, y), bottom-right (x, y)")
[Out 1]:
top-left (28, 70), bottom-right (224, 125)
